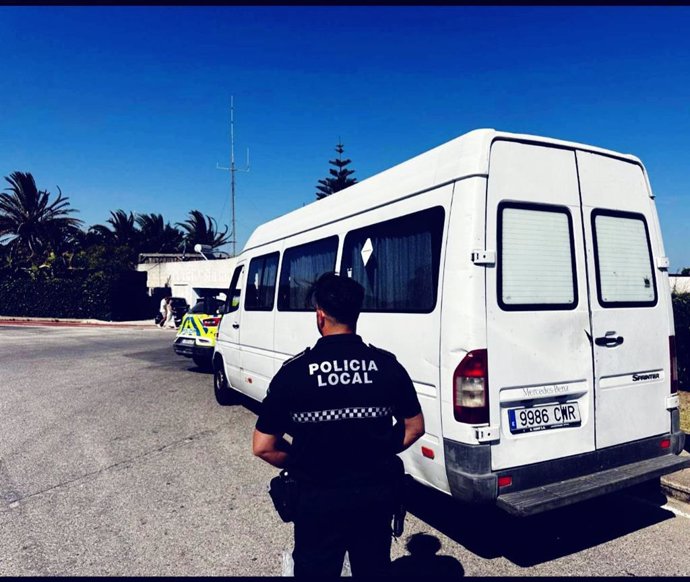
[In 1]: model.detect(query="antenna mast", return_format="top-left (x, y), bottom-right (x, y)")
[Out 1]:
top-left (217, 95), bottom-right (250, 257)
top-left (230, 96), bottom-right (236, 257)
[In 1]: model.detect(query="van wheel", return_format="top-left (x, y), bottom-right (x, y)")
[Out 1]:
top-left (213, 358), bottom-right (236, 406)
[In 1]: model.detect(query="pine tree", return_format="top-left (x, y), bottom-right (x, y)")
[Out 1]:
top-left (315, 142), bottom-right (357, 200)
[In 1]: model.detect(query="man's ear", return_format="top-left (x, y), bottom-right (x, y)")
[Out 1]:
top-left (315, 307), bottom-right (327, 331)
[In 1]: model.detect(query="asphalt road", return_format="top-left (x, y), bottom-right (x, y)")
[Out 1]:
top-left (1, 325), bottom-right (689, 576)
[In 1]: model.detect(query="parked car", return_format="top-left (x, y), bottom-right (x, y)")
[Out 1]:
top-left (173, 297), bottom-right (224, 369)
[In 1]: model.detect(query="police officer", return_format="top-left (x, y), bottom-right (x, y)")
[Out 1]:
top-left (253, 272), bottom-right (425, 577)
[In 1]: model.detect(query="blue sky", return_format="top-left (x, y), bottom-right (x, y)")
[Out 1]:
top-left (2, 6), bottom-right (690, 269)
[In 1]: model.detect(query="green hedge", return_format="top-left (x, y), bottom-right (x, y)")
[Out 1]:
top-left (0, 270), bottom-right (153, 321)
top-left (673, 293), bottom-right (690, 390)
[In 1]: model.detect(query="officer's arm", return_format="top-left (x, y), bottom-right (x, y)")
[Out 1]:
top-left (398, 413), bottom-right (425, 453)
top-left (252, 429), bottom-right (292, 468)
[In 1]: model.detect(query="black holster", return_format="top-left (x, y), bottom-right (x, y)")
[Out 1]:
top-left (268, 469), bottom-right (299, 523)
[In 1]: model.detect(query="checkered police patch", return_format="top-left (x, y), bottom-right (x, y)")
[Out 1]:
top-left (291, 406), bottom-right (393, 423)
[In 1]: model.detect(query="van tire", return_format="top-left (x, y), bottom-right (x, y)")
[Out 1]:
top-left (213, 357), bottom-right (236, 406)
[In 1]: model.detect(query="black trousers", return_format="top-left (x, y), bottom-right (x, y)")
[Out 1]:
top-left (292, 481), bottom-right (394, 577)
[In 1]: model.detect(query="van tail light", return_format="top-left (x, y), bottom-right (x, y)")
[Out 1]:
top-left (202, 317), bottom-right (221, 328)
top-left (670, 336), bottom-right (678, 394)
top-left (453, 349), bottom-right (489, 424)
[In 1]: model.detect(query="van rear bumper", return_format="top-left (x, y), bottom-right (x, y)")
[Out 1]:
top-left (444, 410), bottom-right (687, 515)
top-left (495, 453), bottom-right (690, 516)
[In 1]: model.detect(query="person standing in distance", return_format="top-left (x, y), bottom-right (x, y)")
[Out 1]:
top-left (157, 294), bottom-right (170, 327)
top-left (253, 272), bottom-right (425, 577)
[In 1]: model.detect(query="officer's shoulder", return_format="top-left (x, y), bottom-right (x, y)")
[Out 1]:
top-left (280, 347), bottom-right (311, 368)
top-left (368, 343), bottom-right (398, 361)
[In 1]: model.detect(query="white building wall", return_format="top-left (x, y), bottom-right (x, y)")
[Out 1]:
top-left (670, 275), bottom-right (690, 294)
top-left (137, 258), bottom-right (237, 306)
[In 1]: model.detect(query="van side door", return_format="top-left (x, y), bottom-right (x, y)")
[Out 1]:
top-left (217, 262), bottom-right (245, 390)
top-left (240, 251), bottom-right (280, 401)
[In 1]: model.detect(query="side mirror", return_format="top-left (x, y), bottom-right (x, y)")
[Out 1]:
top-left (217, 304), bottom-right (227, 315)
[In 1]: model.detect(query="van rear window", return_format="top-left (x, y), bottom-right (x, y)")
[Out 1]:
top-left (340, 207), bottom-right (444, 313)
top-left (498, 202), bottom-right (577, 311)
top-left (592, 209), bottom-right (657, 307)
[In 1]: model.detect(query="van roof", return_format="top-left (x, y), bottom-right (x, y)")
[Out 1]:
top-left (243, 129), bottom-right (643, 253)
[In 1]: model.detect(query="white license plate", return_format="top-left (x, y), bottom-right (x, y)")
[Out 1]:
top-left (178, 338), bottom-right (195, 345)
top-left (508, 402), bottom-right (581, 434)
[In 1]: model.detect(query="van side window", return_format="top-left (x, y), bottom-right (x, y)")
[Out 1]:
top-left (224, 265), bottom-right (244, 314)
top-left (592, 209), bottom-right (657, 307)
top-left (498, 202), bottom-right (577, 311)
top-left (340, 207), bottom-right (445, 313)
top-left (245, 253), bottom-right (279, 311)
top-left (278, 236), bottom-right (338, 311)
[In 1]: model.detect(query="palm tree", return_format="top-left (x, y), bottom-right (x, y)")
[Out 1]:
top-left (90, 209), bottom-right (139, 247)
top-left (89, 209), bottom-right (142, 269)
top-left (136, 213), bottom-right (183, 253)
top-left (70, 228), bottom-right (105, 250)
top-left (176, 210), bottom-right (230, 250)
top-left (60, 227), bottom-right (106, 269)
top-left (0, 171), bottom-right (83, 265)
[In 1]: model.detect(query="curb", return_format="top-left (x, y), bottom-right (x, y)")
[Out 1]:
top-left (661, 477), bottom-right (690, 504)
top-left (660, 447), bottom-right (690, 504)
top-left (0, 317), bottom-right (156, 328)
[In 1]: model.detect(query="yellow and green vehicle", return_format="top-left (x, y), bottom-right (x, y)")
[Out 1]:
top-left (173, 297), bottom-right (224, 369)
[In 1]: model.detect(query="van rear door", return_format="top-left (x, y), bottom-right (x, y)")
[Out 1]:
top-left (486, 140), bottom-right (596, 471)
top-left (576, 151), bottom-right (672, 449)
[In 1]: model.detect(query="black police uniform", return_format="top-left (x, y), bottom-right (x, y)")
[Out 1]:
top-left (256, 333), bottom-right (422, 577)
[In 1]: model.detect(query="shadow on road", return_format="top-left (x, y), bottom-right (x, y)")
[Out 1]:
top-left (187, 365), bottom-right (213, 375)
top-left (405, 477), bottom-right (675, 567)
top-left (391, 532), bottom-right (464, 578)
top-left (123, 345), bottom-right (214, 376)
top-left (233, 392), bottom-right (262, 416)
top-left (123, 346), bottom-right (187, 368)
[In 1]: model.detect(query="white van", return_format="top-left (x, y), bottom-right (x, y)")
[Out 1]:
top-left (213, 129), bottom-right (689, 516)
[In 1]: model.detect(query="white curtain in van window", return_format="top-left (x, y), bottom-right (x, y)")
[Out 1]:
top-left (284, 245), bottom-right (336, 309)
top-left (246, 254), bottom-right (279, 310)
top-left (341, 207), bottom-right (443, 312)
top-left (347, 230), bottom-right (434, 311)
top-left (594, 215), bottom-right (654, 303)
top-left (501, 208), bottom-right (575, 306)
top-left (260, 256), bottom-right (279, 308)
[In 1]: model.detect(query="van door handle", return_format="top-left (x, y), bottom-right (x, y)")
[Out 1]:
top-left (232, 323), bottom-right (240, 329)
top-left (595, 335), bottom-right (624, 347)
